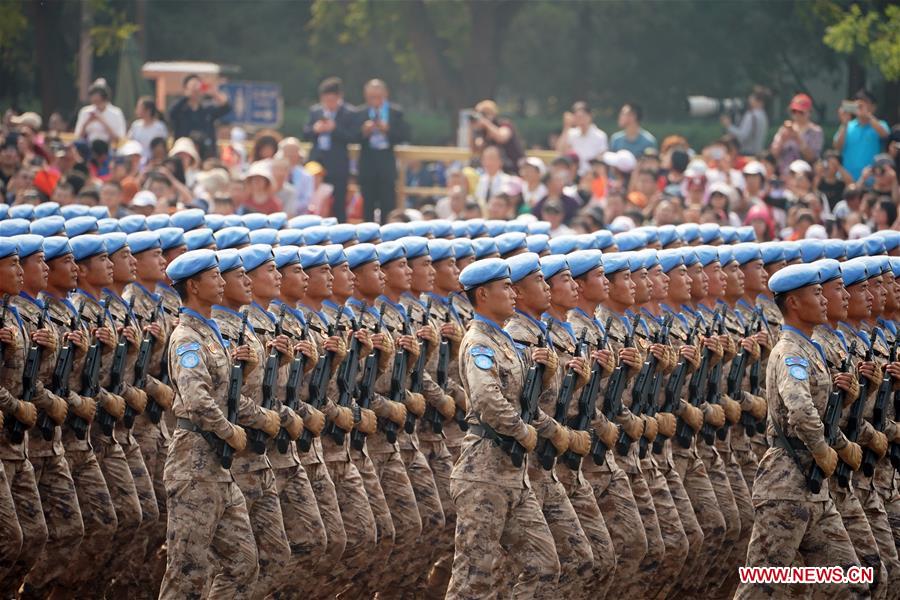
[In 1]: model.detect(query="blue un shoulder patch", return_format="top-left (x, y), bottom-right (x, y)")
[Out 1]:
top-left (180, 351), bottom-right (200, 369)
top-left (785, 356), bottom-right (809, 368)
top-left (176, 341), bottom-right (201, 356)
top-left (470, 345), bottom-right (495, 370)
top-left (788, 365), bottom-right (808, 380)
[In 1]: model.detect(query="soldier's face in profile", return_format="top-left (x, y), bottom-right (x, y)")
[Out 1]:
top-left (821, 278), bottom-right (849, 322)
top-left (846, 281), bottom-right (872, 321)
top-left (48, 254), bottom-right (78, 292)
top-left (724, 262), bottom-right (744, 298)
top-left (883, 273), bottom-right (897, 312)
top-left (479, 279), bottom-right (516, 321)
top-left (868, 276), bottom-right (886, 315)
top-left (383, 258), bottom-right (411, 293)
top-left (135, 248), bottom-right (167, 283)
top-left (279, 264), bottom-right (307, 301)
top-left (703, 263), bottom-right (725, 299)
top-left (331, 263), bottom-right (355, 299)
top-left (21, 251), bottom-right (48, 292)
top-left (409, 256), bottom-right (434, 294)
top-left (608, 271), bottom-right (635, 306)
top-left (577, 268), bottom-right (608, 304)
top-left (456, 255), bottom-right (475, 272)
top-left (249, 261), bottom-right (281, 302)
top-left (434, 258), bottom-right (460, 293)
top-left (649, 265), bottom-right (668, 301)
top-left (513, 271), bottom-right (550, 314)
top-left (193, 268), bottom-right (225, 306)
top-left (548, 270), bottom-right (579, 311)
top-left (741, 260), bottom-right (767, 294)
top-left (688, 263), bottom-right (707, 301)
top-left (790, 284), bottom-right (827, 325)
top-left (223, 267), bottom-right (252, 306)
top-left (352, 262), bottom-right (384, 299)
top-left (0, 255), bottom-right (23, 295)
top-left (667, 265), bottom-right (691, 304)
top-left (306, 265), bottom-right (333, 300)
top-left (110, 247), bottom-right (136, 284)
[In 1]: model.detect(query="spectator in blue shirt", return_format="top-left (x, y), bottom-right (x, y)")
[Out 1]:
top-left (833, 89), bottom-right (889, 180)
top-left (610, 103), bottom-right (657, 157)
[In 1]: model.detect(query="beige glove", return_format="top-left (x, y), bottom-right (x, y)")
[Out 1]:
top-left (641, 416), bottom-right (658, 443)
top-left (749, 394), bottom-right (768, 420)
top-left (123, 387), bottom-right (148, 413)
top-left (866, 431), bottom-right (889, 458)
top-left (656, 412), bottom-right (677, 439)
top-left (387, 401), bottom-right (408, 427)
top-left (837, 441), bottom-right (862, 471)
top-left (284, 412), bottom-right (304, 440)
top-left (548, 425), bottom-right (570, 454)
top-left (621, 414), bottom-right (644, 441)
top-left (332, 406), bottom-right (354, 432)
top-left (102, 393), bottom-right (126, 420)
top-left (569, 429), bottom-right (592, 455)
top-left (597, 421), bottom-right (619, 449)
top-left (722, 396), bottom-right (742, 425)
top-left (436, 395), bottom-right (456, 421)
top-left (574, 358), bottom-right (590, 391)
top-left (811, 445), bottom-right (838, 478)
top-left (226, 424), bottom-right (247, 452)
top-left (520, 424), bottom-right (538, 453)
top-left (304, 406), bottom-right (326, 436)
top-left (14, 401), bottom-right (38, 427)
top-left (357, 408), bottom-right (378, 435)
top-left (261, 408), bottom-right (282, 437)
top-left (46, 392), bottom-right (68, 425)
top-left (681, 404), bottom-right (704, 432)
top-left (147, 379), bottom-right (175, 410)
top-left (405, 391), bottom-right (426, 417)
top-left (71, 394), bottom-right (97, 422)
top-left (704, 404), bottom-right (726, 428)
top-left (540, 351), bottom-right (560, 388)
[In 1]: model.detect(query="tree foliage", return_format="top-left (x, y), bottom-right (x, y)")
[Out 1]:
top-left (821, 2), bottom-right (900, 80)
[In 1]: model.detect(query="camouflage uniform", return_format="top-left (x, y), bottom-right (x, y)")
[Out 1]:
top-left (0, 455), bottom-right (23, 584)
top-left (212, 304), bottom-right (291, 599)
top-left (447, 315), bottom-right (560, 599)
top-left (753, 293), bottom-right (782, 462)
top-left (734, 326), bottom-right (864, 599)
top-left (159, 307), bottom-right (269, 599)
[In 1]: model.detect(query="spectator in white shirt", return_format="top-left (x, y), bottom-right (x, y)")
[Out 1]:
top-left (474, 145), bottom-right (511, 207)
top-left (520, 157), bottom-right (547, 209)
top-left (73, 78), bottom-right (127, 145)
top-left (556, 101), bottom-right (608, 175)
top-left (127, 96), bottom-right (168, 162)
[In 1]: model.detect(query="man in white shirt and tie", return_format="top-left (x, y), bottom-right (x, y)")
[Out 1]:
top-left (556, 101), bottom-right (608, 176)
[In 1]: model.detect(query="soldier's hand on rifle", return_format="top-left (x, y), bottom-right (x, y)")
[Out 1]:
top-left (833, 372), bottom-right (859, 407)
top-left (812, 445), bottom-right (838, 478)
top-left (569, 429), bottom-right (592, 455)
top-left (836, 441), bottom-right (862, 471)
top-left (455, 392), bottom-right (468, 414)
top-left (598, 421), bottom-right (619, 449)
top-left (102, 392), bottom-right (126, 420)
top-left (123, 387), bottom-right (148, 413)
top-left (649, 343), bottom-right (668, 366)
top-left (680, 344), bottom-right (701, 371)
top-left (432, 394), bottom-right (454, 420)
top-left (94, 326), bottom-right (115, 351)
top-left (722, 395), bottom-right (742, 425)
top-left (618, 346), bottom-right (642, 376)
top-left (373, 333), bottom-right (395, 371)
top-left (304, 406), bottom-right (326, 435)
top-left (440, 321), bottom-right (463, 345)
top-left (533, 348), bottom-right (558, 387)
top-left (325, 335), bottom-right (348, 365)
top-left (43, 391), bottom-right (68, 424)
top-left (399, 334), bottom-right (419, 369)
top-left (147, 379), bottom-right (175, 410)
top-left (14, 400), bottom-right (37, 427)
top-left (268, 334), bottom-right (295, 366)
top-left (720, 335), bottom-right (737, 363)
top-left (858, 361), bottom-right (881, 386)
top-left (357, 408), bottom-right (377, 434)
top-left (226, 424), bottom-right (247, 452)
top-left (355, 329), bottom-right (374, 357)
top-left (593, 349), bottom-right (616, 376)
top-left (32, 328), bottom-right (58, 353)
top-left (66, 330), bottom-right (89, 357)
top-left (703, 336), bottom-right (723, 363)
top-left (568, 356), bottom-right (590, 391)
top-left (294, 340), bottom-right (319, 373)
top-left (519, 424), bottom-right (538, 453)
top-left (656, 412), bottom-right (677, 438)
top-left (261, 408), bottom-right (281, 437)
top-left (866, 431), bottom-right (889, 458)
top-left (641, 415), bottom-right (658, 442)
top-left (284, 411), bottom-right (304, 440)
top-left (0, 326), bottom-right (19, 357)
top-left (417, 325), bottom-right (439, 347)
top-left (120, 325), bottom-right (139, 351)
top-left (387, 401), bottom-right (407, 426)
top-left (703, 403), bottom-right (726, 428)
top-left (405, 391), bottom-right (426, 417)
top-left (887, 362), bottom-right (900, 387)
top-left (621, 414), bottom-right (644, 441)
top-left (752, 330), bottom-right (770, 354)
top-left (144, 322), bottom-right (163, 340)
top-left (548, 426), bottom-right (570, 454)
top-left (72, 394), bottom-right (97, 422)
top-left (748, 394), bottom-right (767, 420)
top-left (681, 403), bottom-right (704, 432)
top-left (333, 406), bottom-right (354, 432)
top-left (740, 337), bottom-right (761, 362)
top-left (232, 344), bottom-right (258, 376)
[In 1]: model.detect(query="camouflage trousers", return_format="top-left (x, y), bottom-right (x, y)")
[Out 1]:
top-left (0, 458), bottom-right (23, 583)
top-left (294, 460), bottom-right (345, 598)
top-left (832, 484), bottom-right (892, 600)
top-left (859, 484), bottom-right (900, 600)
top-left (658, 451), bottom-right (706, 599)
top-left (640, 457), bottom-right (690, 599)
top-left (128, 421), bottom-right (170, 596)
top-left (349, 448), bottom-right (396, 598)
top-left (557, 463), bottom-right (617, 600)
top-left (0, 458), bottom-right (48, 598)
top-left (233, 467), bottom-right (291, 599)
top-left (446, 478), bottom-right (559, 600)
top-left (426, 440), bottom-right (465, 600)
top-left (698, 442), bottom-right (743, 593)
top-left (734, 497), bottom-right (866, 600)
top-left (624, 468), bottom-right (665, 596)
top-left (21, 454), bottom-right (84, 595)
top-left (272, 463), bottom-right (327, 589)
top-left (715, 445), bottom-right (755, 598)
top-left (159, 478), bottom-right (259, 599)
top-left (881, 488), bottom-right (900, 566)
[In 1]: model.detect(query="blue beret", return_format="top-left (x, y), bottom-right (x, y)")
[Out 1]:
top-left (769, 263), bottom-right (822, 295)
top-left (507, 252), bottom-right (542, 283)
top-left (128, 231), bottom-right (161, 255)
top-left (185, 228), bottom-right (217, 251)
top-left (473, 238), bottom-right (500, 260)
top-left (431, 219), bottom-right (456, 238)
top-left (800, 240), bottom-right (825, 263)
top-left (459, 258), bottom-right (510, 290)
top-left (347, 243), bottom-right (379, 270)
top-left (299, 246), bottom-right (328, 270)
top-left (267, 212), bottom-right (288, 230)
top-left (486, 220), bottom-right (506, 238)
top-left (451, 221), bottom-right (469, 239)
top-left (65, 216), bottom-right (98, 237)
top-left (658, 248), bottom-right (684, 273)
top-left (409, 221), bottom-right (434, 238)
top-left (862, 255), bottom-right (890, 276)
top-left (277, 229), bottom-right (305, 246)
top-left (527, 221), bottom-right (552, 236)
top-left (694, 245), bottom-right (720, 268)
top-left (813, 259), bottom-right (842, 284)
top-left (202, 214), bottom-right (224, 232)
top-left (496, 232), bottom-right (527, 257)
top-left (872, 230), bottom-right (900, 252)
top-left (759, 241), bottom-right (785, 265)
top-left (601, 252), bottom-right (630, 276)
top-left (466, 219), bottom-right (487, 238)
top-left (845, 239), bottom-right (866, 260)
top-left (607, 220), bottom-right (631, 234)
top-left (614, 232), bottom-right (645, 252)
top-left (627, 252), bottom-right (647, 272)
top-left (215, 226), bottom-right (251, 250)
top-left (864, 236), bottom-right (887, 256)
top-left (356, 222), bottom-right (382, 244)
top-left (34, 202), bottom-right (61, 218)
top-left (158, 227), bottom-right (187, 252)
top-left (12, 234), bottom-right (43, 259)
top-left (118, 214), bottom-right (148, 234)
top-left (891, 257), bottom-right (900, 278)
top-left (733, 243), bottom-right (762, 266)
top-left (453, 239), bottom-right (474, 260)
top-left (716, 245), bottom-right (734, 267)
top-left (574, 234), bottom-right (601, 251)
top-left (635, 226), bottom-right (659, 245)
top-left (823, 239), bottom-right (846, 261)
top-left (325, 244), bottom-right (348, 267)
top-left (43, 237), bottom-right (72, 261)
top-left (167, 249), bottom-right (218, 283)
top-left (658, 225), bottom-right (681, 248)
top-left (526, 234), bottom-right (550, 255)
top-left (241, 212), bottom-right (269, 231)
top-left (781, 242), bottom-right (802, 262)
top-left (635, 249), bottom-right (659, 270)
top-left (400, 236), bottom-right (429, 260)
top-left (238, 244), bottom-right (275, 272)
top-left (568, 249), bottom-right (604, 278)
top-left (679, 248), bottom-right (700, 267)
top-left (699, 223), bottom-right (721, 244)
top-left (101, 232), bottom-right (128, 255)
top-left (88, 206), bottom-right (110, 220)
top-left (504, 220), bottom-right (529, 234)
top-left (60, 204), bottom-right (89, 220)
top-left (841, 258), bottom-right (869, 287)
top-left (375, 241), bottom-right (406, 265)
top-left (70, 235), bottom-right (106, 262)
top-left (223, 215), bottom-right (244, 228)
top-left (302, 225), bottom-right (329, 246)
top-left (274, 246), bottom-right (301, 270)
top-left (329, 224), bottom-right (358, 245)
top-left (594, 230), bottom-right (615, 250)
top-left (0, 239), bottom-right (17, 260)
top-left (30, 216), bottom-right (66, 237)
top-left (321, 217), bottom-right (338, 227)
top-left (288, 214), bottom-right (323, 230)
top-left (380, 222), bottom-right (412, 242)
top-left (548, 235), bottom-right (579, 255)
top-left (719, 226), bottom-right (738, 244)
top-left (249, 228), bottom-right (279, 246)
top-left (1, 218), bottom-right (32, 237)
top-left (9, 204), bottom-right (34, 220)
top-left (737, 226), bottom-right (757, 243)
top-left (429, 239), bottom-right (455, 263)
top-left (96, 218), bottom-right (121, 234)
top-left (216, 249), bottom-right (243, 274)
top-left (676, 223), bottom-right (700, 244)
top-left (147, 214), bottom-right (172, 231)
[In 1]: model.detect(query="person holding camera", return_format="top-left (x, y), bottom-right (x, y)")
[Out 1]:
top-left (73, 78), bottom-right (127, 146)
top-left (770, 93), bottom-right (823, 176)
top-left (721, 88), bottom-right (770, 155)
top-left (833, 89), bottom-right (890, 180)
top-left (468, 99), bottom-right (523, 174)
top-left (169, 74), bottom-right (232, 161)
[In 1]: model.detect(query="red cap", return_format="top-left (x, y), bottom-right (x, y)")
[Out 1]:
top-left (789, 93), bottom-right (812, 113)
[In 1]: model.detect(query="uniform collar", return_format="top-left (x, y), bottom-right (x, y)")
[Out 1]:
top-left (131, 281), bottom-right (161, 303)
top-left (182, 306), bottom-right (228, 350)
top-left (783, 324), bottom-right (826, 364)
top-left (475, 313), bottom-right (521, 355)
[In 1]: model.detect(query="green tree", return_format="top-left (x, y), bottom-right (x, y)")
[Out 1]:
top-left (820, 2), bottom-right (900, 81)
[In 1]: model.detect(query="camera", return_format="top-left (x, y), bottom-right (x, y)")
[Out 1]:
top-left (463, 110), bottom-right (482, 123)
top-left (686, 96), bottom-right (746, 119)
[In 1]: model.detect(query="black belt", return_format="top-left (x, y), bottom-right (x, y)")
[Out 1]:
top-left (176, 417), bottom-right (202, 433)
top-left (469, 422), bottom-right (500, 443)
top-left (770, 434), bottom-right (807, 453)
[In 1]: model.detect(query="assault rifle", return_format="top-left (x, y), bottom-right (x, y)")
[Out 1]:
top-left (536, 327), bottom-right (588, 469)
top-left (654, 316), bottom-right (701, 454)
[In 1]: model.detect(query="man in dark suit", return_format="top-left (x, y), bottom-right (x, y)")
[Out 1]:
top-left (302, 77), bottom-right (357, 222)
top-left (357, 79), bottom-right (410, 223)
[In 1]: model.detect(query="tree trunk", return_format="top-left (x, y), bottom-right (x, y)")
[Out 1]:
top-left (405, 0), bottom-right (467, 111)
top-left (78, 0), bottom-right (94, 103)
top-left (847, 56), bottom-right (865, 98)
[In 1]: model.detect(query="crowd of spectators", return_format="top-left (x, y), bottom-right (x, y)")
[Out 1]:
top-left (2, 75), bottom-right (899, 242)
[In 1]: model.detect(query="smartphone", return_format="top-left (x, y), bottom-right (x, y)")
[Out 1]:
top-left (840, 100), bottom-right (858, 115)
